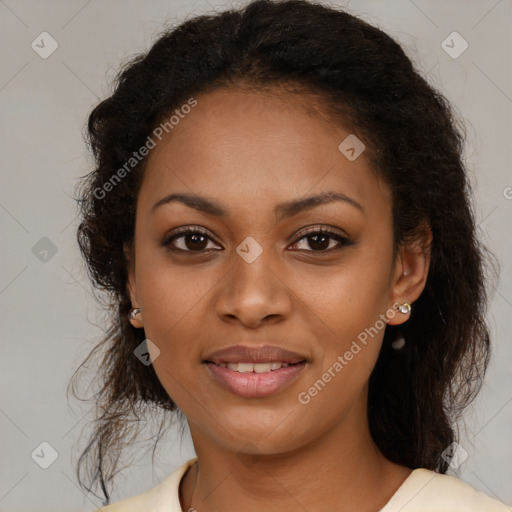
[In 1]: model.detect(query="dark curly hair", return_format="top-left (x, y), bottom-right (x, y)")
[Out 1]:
top-left (70, 0), bottom-right (494, 503)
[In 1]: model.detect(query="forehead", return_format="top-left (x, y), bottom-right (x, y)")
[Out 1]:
top-left (138, 86), bottom-right (390, 219)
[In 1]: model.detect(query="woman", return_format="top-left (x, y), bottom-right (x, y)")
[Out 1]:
top-left (71, 0), bottom-right (510, 510)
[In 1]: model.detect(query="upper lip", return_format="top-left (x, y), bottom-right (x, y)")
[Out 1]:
top-left (203, 345), bottom-right (308, 365)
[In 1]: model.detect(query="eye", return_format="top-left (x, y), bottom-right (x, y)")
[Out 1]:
top-left (162, 227), bottom-right (221, 252)
top-left (162, 226), bottom-right (353, 254)
top-left (289, 227), bottom-right (352, 252)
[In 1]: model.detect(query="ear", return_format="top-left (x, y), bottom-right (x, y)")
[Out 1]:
top-left (124, 242), bottom-right (144, 328)
top-left (387, 223), bottom-right (432, 326)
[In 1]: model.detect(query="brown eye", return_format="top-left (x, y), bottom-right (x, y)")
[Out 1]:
top-left (290, 228), bottom-right (352, 252)
top-left (163, 228), bottom-right (221, 252)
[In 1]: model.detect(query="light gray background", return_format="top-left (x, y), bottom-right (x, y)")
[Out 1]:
top-left (1, 0), bottom-right (511, 510)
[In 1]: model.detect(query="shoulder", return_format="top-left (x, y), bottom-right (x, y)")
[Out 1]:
top-left (381, 468), bottom-right (511, 512)
top-left (92, 457), bottom-right (198, 512)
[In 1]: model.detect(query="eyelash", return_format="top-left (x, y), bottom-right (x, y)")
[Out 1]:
top-left (162, 226), bottom-right (353, 254)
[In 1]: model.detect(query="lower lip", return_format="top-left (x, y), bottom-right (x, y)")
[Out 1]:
top-left (204, 362), bottom-right (307, 398)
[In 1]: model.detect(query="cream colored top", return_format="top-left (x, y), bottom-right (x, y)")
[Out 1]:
top-left (96, 457), bottom-right (510, 512)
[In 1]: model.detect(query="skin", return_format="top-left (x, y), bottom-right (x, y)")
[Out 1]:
top-left (125, 86), bottom-right (431, 512)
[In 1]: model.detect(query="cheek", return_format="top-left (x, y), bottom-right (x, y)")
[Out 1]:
top-left (133, 252), bottom-right (217, 397)
top-left (296, 243), bottom-right (393, 399)
top-left (300, 247), bottom-right (393, 343)
top-left (139, 271), bottom-right (210, 411)
top-left (293, 270), bottom-right (390, 427)
top-left (136, 248), bottom-right (215, 338)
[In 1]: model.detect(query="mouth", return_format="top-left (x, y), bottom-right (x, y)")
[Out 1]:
top-left (202, 345), bottom-right (308, 398)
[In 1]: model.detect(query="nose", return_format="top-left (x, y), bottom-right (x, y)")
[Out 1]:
top-left (214, 248), bottom-right (292, 329)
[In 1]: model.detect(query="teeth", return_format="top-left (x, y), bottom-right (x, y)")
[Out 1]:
top-left (236, 362), bottom-right (254, 373)
top-left (254, 363), bottom-right (271, 373)
top-left (222, 361), bottom-right (294, 373)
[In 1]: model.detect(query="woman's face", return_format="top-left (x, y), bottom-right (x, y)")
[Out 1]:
top-left (126, 86), bottom-right (426, 456)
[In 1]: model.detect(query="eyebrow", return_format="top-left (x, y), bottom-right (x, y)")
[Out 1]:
top-left (151, 190), bottom-right (364, 220)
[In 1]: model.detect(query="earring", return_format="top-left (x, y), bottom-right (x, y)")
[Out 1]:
top-left (129, 308), bottom-right (141, 320)
top-left (397, 302), bottom-right (411, 314)
top-left (128, 308), bottom-right (144, 328)
top-left (392, 334), bottom-right (406, 350)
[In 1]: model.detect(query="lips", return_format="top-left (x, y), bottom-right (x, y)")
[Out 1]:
top-left (203, 344), bottom-right (308, 398)
top-left (203, 344), bottom-right (308, 365)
